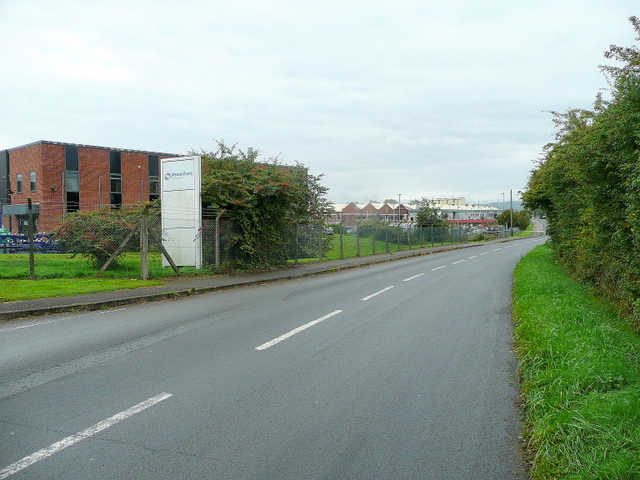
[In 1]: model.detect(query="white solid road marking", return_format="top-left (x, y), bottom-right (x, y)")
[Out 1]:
top-left (361, 286), bottom-right (395, 301)
top-left (403, 273), bottom-right (425, 282)
top-left (3, 319), bottom-right (58, 331)
top-left (256, 310), bottom-right (343, 350)
top-left (0, 392), bottom-right (173, 480)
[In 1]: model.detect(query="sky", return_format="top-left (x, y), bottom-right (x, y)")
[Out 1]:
top-left (1, 0), bottom-right (638, 207)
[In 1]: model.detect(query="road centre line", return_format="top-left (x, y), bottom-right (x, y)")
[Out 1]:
top-left (492, 248), bottom-right (502, 251)
top-left (468, 255), bottom-right (478, 259)
top-left (452, 260), bottom-right (465, 265)
top-left (0, 392), bottom-right (173, 480)
top-left (480, 252), bottom-right (490, 255)
top-left (361, 286), bottom-right (395, 301)
top-left (403, 273), bottom-right (425, 282)
top-left (431, 265), bottom-right (447, 271)
top-left (256, 310), bottom-right (343, 350)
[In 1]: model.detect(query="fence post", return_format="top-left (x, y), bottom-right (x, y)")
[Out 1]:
top-left (339, 221), bottom-right (344, 260)
top-left (385, 225), bottom-right (390, 253)
top-left (28, 198), bottom-right (35, 280)
top-left (140, 209), bottom-right (149, 280)
top-left (372, 226), bottom-right (376, 255)
top-left (356, 223), bottom-right (360, 257)
top-left (215, 210), bottom-right (223, 268)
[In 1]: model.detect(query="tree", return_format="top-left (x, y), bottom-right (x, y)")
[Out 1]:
top-left (522, 16), bottom-right (640, 324)
top-left (191, 141), bottom-right (331, 270)
top-left (495, 209), bottom-right (531, 232)
top-left (415, 198), bottom-right (448, 226)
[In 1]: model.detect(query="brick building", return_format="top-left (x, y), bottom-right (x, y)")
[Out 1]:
top-left (0, 140), bottom-right (182, 234)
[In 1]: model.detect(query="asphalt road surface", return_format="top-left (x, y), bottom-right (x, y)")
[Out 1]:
top-left (0, 237), bottom-right (545, 479)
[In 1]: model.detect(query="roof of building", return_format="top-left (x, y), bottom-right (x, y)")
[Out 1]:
top-left (5, 140), bottom-right (183, 157)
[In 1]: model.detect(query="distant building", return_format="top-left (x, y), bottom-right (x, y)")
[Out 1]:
top-left (0, 140), bottom-right (181, 233)
top-left (327, 198), bottom-right (499, 227)
top-left (327, 201), bottom-right (408, 226)
top-left (424, 198), bottom-right (500, 225)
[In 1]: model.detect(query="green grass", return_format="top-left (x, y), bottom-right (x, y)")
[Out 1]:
top-left (0, 278), bottom-right (163, 302)
top-left (513, 244), bottom-right (640, 479)
top-left (0, 252), bottom-right (203, 280)
top-left (291, 233), bottom-right (456, 264)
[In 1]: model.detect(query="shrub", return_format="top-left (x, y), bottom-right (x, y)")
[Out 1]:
top-left (55, 207), bottom-right (142, 268)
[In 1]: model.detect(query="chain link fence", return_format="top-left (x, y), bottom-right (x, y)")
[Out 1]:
top-left (1, 204), bottom-right (478, 280)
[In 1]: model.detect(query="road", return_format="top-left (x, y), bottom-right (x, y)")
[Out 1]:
top-left (0, 237), bottom-right (545, 479)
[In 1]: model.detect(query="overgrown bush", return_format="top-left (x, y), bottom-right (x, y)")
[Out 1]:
top-left (193, 141), bottom-right (332, 271)
top-left (522, 16), bottom-right (640, 327)
top-left (55, 206), bottom-right (143, 268)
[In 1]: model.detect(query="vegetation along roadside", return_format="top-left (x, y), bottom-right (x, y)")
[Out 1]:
top-left (513, 243), bottom-right (640, 479)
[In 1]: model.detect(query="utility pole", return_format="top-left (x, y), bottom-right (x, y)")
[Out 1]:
top-left (510, 189), bottom-right (513, 236)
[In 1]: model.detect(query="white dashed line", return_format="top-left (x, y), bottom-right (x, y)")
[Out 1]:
top-left (256, 310), bottom-right (343, 350)
top-left (452, 260), bottom-right (465, 265)
top-left (361, 286), bottom-right (395, 301)
top-left (0, 393), bottom-right (173, 480)
top-left (403, 273), bottom-right (425, 282)
top-left (431, 265), bottom-right (447, 271)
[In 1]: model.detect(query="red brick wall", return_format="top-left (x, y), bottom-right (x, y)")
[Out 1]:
top-left (122, 151), bottom-right (150, 204)
top-left (78, 147), bottom-right (110, 208)
top-left (9, 143), bottom-right (42, 204)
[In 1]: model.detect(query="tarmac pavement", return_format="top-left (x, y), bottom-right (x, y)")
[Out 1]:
top-left (0, 237), bottom-right (535, 321)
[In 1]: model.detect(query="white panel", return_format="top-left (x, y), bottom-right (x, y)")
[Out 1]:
top-left (162, 191), bottom-right (197, 228)
top-left (160, 156), bottom-right (202, 268)
top-left (162, 158), bottom-right (197, 191)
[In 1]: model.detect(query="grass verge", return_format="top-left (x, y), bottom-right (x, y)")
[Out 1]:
top-left (0, 252), bottom-right (204, 280)
top-left (0, 278), bottom-right (163, 302)
top-left (513, 244), bottom-right (640, 479)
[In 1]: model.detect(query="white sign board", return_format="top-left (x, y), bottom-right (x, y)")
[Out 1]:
top-left (161, 156), bottom-right (202, 268)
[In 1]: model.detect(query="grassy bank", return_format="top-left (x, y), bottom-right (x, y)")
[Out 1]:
top-left (513, 244), bottom-right (640, 479)
top-left (0, 278), bottom-right (163, 302)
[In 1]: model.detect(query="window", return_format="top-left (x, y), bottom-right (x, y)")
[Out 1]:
top-left (16, 173), bottom-right (22, 194)
top-left (65, 171), bottom-right (79, 192)
top-left (65, 146), bottom-right (79, 170)
top-left (110, 151), bottom-right (122, 208)
top-left (30, 171), bottom-right (36, 192)
top-left (148, 155), bottom-right (159, 201)
top-left (65, 146), bottom-right (80, 212)
top-left (110, 151), bottom-right (121, 174)
top-left (110, 175), bottom-right (122, 207)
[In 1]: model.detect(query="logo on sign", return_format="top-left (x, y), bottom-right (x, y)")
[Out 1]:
top-left (164, 171), bottom-right (194, 181)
